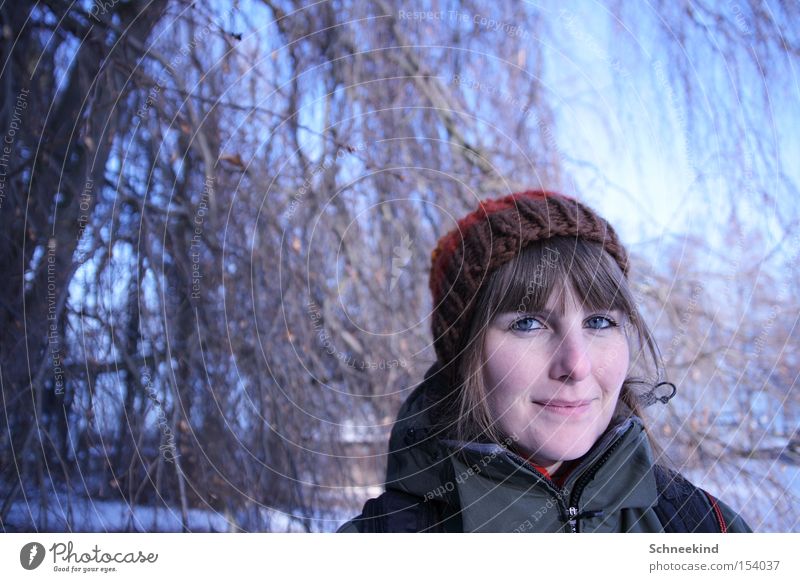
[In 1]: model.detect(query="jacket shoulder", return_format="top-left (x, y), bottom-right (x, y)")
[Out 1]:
top-left (335, 489), bottom-right (440, 533)
top-left (653, 465), bottom-right (752, 533)
top-left (704, 492), bottom-right (753, 533)
top-left (336, 520), bottom-right (360, 533)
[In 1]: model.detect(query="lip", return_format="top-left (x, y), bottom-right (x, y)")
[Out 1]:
top-left (533, 399), bottom-right (595, 417)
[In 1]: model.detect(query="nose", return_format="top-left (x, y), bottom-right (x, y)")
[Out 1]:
top-left (548, 328), bottom-right (592, 383)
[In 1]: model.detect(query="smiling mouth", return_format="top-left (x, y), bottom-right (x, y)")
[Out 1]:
top-left (533, 399), bottom-right (595, 416)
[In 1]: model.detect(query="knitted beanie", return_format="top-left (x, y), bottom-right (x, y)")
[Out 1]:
top-left (429, 190), bottom-right (629, 372)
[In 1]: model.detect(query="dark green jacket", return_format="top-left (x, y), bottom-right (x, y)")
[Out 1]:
top-left (338, 364), bottom-right (752, 533)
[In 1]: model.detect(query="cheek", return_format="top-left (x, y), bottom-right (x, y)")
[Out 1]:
top-left (484, 328), bottom-right (545, 373)
top-left (594, 340), bottom-right (630, 396)
top-left (483, 341), bottom-right (533, 410)
top-left (484, 359), bottom-right (520, 411)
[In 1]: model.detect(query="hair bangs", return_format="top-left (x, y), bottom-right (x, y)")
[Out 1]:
top-left (476, 237), bottom-right (632, 326)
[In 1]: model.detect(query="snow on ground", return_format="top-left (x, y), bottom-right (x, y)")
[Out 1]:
top-left (5, 496), bottom-right (231, 532)
top-left (3, 484), bottom-right (382, 532)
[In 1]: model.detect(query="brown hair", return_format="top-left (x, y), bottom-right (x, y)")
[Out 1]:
top-left (432, 235), bottom-right (671, 466)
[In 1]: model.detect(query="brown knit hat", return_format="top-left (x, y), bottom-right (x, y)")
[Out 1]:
top-left (429, 190), bottom-right (629, 371)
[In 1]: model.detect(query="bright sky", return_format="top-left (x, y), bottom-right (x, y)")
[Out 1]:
top-left (502, 1), bottom-right (795, 263)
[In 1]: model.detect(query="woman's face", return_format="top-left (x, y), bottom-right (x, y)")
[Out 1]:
top-left (482, 286), bottom-right (630, 474)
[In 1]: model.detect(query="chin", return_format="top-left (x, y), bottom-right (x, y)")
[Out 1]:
top-left (519, 440), bottom-right (592, 464)
top-left (551, 445), bottom-right (591, 462)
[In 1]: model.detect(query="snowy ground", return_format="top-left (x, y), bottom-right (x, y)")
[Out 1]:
top-left (2, 485), bottom-right (378, 532)
top-left (4, 495), bottom-right (230, 532)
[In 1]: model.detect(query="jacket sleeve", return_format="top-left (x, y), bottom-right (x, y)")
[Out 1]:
top-left (713, 496), bottom-right (753, 533)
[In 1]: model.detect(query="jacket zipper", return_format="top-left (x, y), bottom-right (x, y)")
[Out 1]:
top-left (564, 422), bottom-right (634, 532)
top-left (506, 456), bottom-right (571, 526)
top-left (505, 421), bottom-right (635, 532)
top-left (567, 507), bottom-right (579, 533)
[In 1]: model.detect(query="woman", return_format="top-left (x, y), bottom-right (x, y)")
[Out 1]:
top-left (337, 190), bottom-right (752, 533)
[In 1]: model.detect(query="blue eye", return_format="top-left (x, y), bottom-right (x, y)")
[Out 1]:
top-left (507, 314), bottom-right (620, 332)
top-left (510, 316), bottom-right (545, 332)
top-left (586, 315), bottom-right (618, 330)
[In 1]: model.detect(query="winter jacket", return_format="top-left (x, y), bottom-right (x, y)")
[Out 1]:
top-left (337, 363), bottom-right (752, 533)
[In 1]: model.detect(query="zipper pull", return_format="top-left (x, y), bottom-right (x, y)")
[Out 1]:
top-left (566, 507), bottom-right (604, 532)
top-left (568, 506), bottom-right (578, 533)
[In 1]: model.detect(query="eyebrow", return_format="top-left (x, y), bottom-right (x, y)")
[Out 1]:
top-left (493, 308), bottom-right (558, 321)
top-left (495, 306), bottom-right (622, 319)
